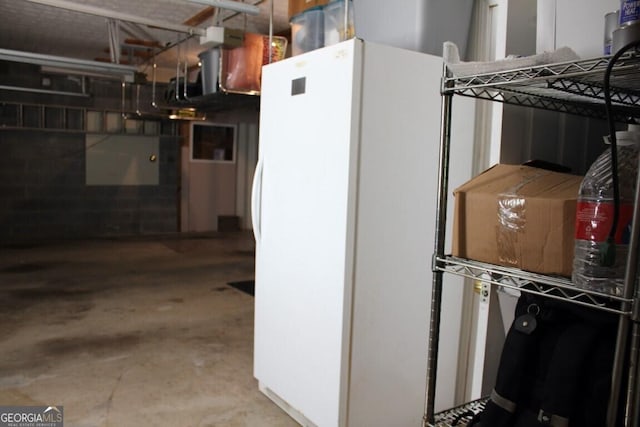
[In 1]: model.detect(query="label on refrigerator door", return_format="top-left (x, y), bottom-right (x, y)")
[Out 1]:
top-left (291, 77), bottom-right (306, 96)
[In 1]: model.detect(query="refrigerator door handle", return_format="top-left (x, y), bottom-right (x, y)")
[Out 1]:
top-left (251, 157), bottom-right (264, 242)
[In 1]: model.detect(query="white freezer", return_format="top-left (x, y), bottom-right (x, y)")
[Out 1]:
top-left (252, 38), bottom-right (474, 427)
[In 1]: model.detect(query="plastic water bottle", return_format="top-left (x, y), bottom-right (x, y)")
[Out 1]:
top-left (572, 125), bottom-right (640, 295)
top-left (620, 0), bottom-right (640, 27)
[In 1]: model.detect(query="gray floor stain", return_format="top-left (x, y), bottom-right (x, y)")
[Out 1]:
top-left (38, 333), bottom-right (143, 357)
top-left (0, 233), bottom-right (297, 427)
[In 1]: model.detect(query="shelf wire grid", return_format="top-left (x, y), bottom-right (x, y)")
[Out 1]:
top-left (425, 398), bottom-right (487, 427)
top-left (436, 256), bottom-right (633, 315)
top-left (443, 53), bottom-right (640, 122)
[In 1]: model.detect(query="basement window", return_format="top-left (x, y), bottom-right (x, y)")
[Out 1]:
top-left (191, 122), bottom-right (236, 163)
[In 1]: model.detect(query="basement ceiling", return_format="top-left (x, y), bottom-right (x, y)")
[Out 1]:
top-left (0, 0), bottom-right (290, 77)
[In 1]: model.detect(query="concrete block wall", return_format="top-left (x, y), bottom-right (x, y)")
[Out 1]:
top-left (0, 62), bottom-right (182, 242)
top-left (0, 130), bottom-right (179, 242)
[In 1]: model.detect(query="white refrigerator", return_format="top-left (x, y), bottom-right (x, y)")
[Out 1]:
top-left (252, 38), bottom-right (473, 427)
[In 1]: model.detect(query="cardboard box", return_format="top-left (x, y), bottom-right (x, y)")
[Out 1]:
top-left (289, 0), bottom-right (329, 18)
top-left (452, 164), bottom-right (583, 277)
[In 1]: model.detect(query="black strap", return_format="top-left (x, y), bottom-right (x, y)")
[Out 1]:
top-left (492, 305), bottom-right (538, 405)
top-left (539, 321), bottom-right (599, 424)
top-left (479, 304), bottom-right (538, 426)
top-left (491, 389), bottom-right (516, 413)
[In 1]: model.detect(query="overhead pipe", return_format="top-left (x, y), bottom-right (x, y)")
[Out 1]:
top-left (0, 48), bottom-right (137, 82)
top-left (175, 36), bottom-right (182, 103)
top-left (218, 0), bottom-right (265, 23)
top-left (344, 0), bottom-right (350, 42)
top-left (0, 85), bottom-right (90, 97)
top-left (107, 19), bottom-right (121, 64)
top-left (269, 0), bottom-right (273, 63)
top-left (121, 80), bottom-right (127, 125)
top-left (151, 61), bottom-right (159, 109)
top-left (172, 35), bottom-right (199, 104)
top-left (182, 42), bottom-right (192, 102)
top-left (173, 34), bottom-right (196, 104)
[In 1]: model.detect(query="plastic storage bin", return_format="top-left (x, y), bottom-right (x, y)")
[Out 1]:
top-left (291, 7), bottom-right (325, 56)
top-left (324, 0), bottom-right (354, 47)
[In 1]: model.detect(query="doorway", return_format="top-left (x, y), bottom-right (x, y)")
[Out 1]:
top-left (179, 115), bottom-right (259, 233)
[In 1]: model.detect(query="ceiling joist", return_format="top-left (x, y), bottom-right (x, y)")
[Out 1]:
top-left (94, 57), bottom-right (132, 65)
top-left (183, 6), bottom-right (217, 27)
top-left (119, 21), bottom-right (161, 47)
top-left (103, 48), bottom-right (155, 60)
top-left (124, 39), bottom-right (165, 49)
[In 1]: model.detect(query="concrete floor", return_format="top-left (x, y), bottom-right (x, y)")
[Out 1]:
top-left (0, 232), bottom-right (298, 427)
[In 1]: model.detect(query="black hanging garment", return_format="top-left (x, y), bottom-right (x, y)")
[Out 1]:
top-left (469, 292), bottom-right (618, 427)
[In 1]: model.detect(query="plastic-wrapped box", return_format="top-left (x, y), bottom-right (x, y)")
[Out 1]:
top-left (452, 164), bottom-right (582, 277)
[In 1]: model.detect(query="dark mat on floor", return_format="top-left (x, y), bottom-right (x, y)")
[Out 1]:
top-left (227, 280), bottom-right (255, 296)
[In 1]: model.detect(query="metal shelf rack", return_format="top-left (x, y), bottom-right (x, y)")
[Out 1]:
top-left (437, 256), bottom-right (632, 315)
top-left (432, 398), bottom-right (487, 427)
top-left (444, 52), bottom-right (640, 123)
top-left (423, 52), bottom-right (640, 427)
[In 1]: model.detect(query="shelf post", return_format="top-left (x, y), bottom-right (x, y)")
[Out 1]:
top-left (423, 71), bottom-right (454, 426)
top-left (616, 151), bottom-right (640, 426)
top-left (627, 324), bottom-right (640, 424)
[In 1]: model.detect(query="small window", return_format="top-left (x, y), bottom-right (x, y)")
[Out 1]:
top-left (191, 122), bottom-right (236, 163)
